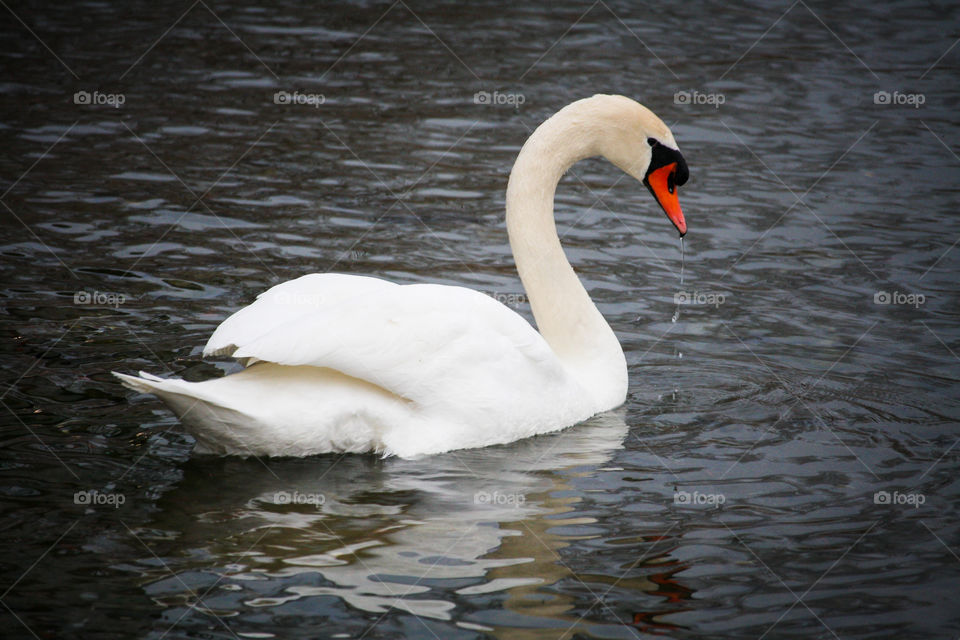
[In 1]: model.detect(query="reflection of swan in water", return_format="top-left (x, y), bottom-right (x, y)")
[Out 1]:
top-left (486, 487), bottom-right (693, 639)
top-left (141, 413), bottom-right (691, 636)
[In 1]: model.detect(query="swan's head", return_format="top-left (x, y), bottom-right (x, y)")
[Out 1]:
top-left (576, 94), bottom-right (690, 236)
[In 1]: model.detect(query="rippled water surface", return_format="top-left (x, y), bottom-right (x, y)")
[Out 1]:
top-left (2, 1), bottom-right (959, 638)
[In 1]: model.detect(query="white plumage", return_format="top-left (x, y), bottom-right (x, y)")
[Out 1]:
top-left (118, 275), bottom-right (590, 457)
top-left (115, 95), bottom-right (688, 458)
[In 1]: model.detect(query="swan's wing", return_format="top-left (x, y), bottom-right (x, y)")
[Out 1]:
top-left (203, 274), bottom-right (566, 405)
top-left (204, 274), bottom-right (398, 358)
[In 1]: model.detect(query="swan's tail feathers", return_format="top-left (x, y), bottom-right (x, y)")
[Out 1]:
top-left (112, 371), bottom-right (212, 420)
top-left (113, 370), bottom-right (264, 455)
top-left (113, 370), bottom-right (166, 394)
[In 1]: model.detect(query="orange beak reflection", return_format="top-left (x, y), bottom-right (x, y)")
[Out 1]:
top-left (644, 162), bottom-right (686, 236)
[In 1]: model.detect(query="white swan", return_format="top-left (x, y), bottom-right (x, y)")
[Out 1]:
top-left (115, 94), bottom-right (689, 458)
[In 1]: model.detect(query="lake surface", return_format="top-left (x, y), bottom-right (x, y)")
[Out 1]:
top-left (1, 0), bottom-right (958, 638)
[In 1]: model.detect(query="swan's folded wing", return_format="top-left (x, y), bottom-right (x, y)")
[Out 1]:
top-left (207, 277), bottom-right (563, 404)
top-left (204, 274), bottom-right (398, 358)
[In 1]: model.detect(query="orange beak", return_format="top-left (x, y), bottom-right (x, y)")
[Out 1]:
top-left (644, 162), bottom-right (686, 236)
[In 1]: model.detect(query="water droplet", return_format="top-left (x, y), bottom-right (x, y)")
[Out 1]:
top-left (679, 236), bottom-right (685, 286)
top-left (672, 236), bottom-right (684, 324)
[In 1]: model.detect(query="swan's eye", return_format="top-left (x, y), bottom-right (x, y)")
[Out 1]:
top-left (647, 137), bottom-right (658, 147)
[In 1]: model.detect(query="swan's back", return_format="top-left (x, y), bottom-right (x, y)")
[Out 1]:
top-left (117, 274), bottom-right (596, 457)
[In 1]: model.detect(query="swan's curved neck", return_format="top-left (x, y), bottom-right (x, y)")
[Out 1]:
top-left (506, 111), bottom-right (627, 405)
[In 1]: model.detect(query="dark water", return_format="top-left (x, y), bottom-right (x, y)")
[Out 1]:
top-left (2, 1), bottom-right (959, 638)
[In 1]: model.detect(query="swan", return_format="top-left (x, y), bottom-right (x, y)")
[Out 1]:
top-left (114, 94), bottom-right (689, 458)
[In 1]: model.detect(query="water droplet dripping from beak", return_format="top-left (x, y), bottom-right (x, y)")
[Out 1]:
top-left (672, 236), bottom-right (684, 324)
